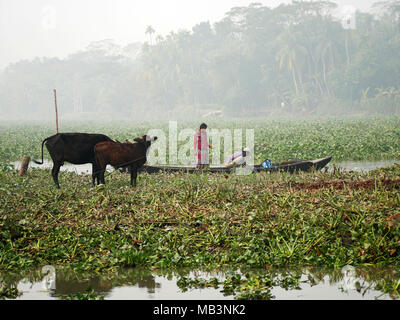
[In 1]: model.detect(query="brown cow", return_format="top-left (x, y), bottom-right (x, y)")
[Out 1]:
top-left (94, 135), bottom-right (157, 186)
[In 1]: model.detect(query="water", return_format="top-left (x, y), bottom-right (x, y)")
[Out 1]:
top-left (1, 266), bottom-right (398, 300)
top-left (11, 160), bottom-right (115, 175)
top-left (11, 159), bottom-right (400, 175)
top-left (329, 160), bottom-right (399, 172)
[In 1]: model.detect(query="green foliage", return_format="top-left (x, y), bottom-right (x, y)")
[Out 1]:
top-left (0, 162), bottom-right (14, 172)
top-left (0, 155), bottom-right (399, 273)
top-left (1, 117), bottom-right (400, 164)
top-left (0, 283), bottom-right (20, 299)
top-left (58, 286), bottom-right (104, 300)
top-left (0, 120), bottom-right (399, 300)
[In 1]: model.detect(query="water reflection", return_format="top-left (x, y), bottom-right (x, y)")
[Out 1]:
top-left (0, 266), bottom-right (398, 300)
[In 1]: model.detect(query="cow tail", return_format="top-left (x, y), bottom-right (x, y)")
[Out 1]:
top-left (33, 137), bottom-right (50, 164)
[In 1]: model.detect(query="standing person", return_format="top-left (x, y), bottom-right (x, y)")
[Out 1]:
top-left (194, 123), bottom-right (213, 169)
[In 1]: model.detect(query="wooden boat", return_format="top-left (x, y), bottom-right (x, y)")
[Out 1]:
top-left (138, 156), bottom-right (332, 174)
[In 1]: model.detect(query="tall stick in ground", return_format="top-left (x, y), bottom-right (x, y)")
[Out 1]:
top-left (54, 89), bottom-right (59, 134)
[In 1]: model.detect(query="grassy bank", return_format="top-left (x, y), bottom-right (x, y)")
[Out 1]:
top-left (1, 164), bottom-right (399, 273)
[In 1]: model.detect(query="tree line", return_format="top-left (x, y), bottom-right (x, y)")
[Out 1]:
top-left (0, 0), bottom-right (399, 120)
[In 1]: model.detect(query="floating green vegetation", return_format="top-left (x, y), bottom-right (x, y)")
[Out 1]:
top-left (57, 286), bottom-right (104, 300)
top-left (0, 162), bottom-right (399, 273)
top-left (177, 271), bottom-right (278, 300)
top-left (0, 283), bottom-right (20, 299)
top-left (0, 118), bottom-right (399, 299)
top-left (1, 116), bottom-right (400, 163)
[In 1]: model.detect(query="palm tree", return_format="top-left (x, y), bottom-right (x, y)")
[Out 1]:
top-left (276, 45), bottom-right (299, 94)
top-left (145, 25), bottom-right (155, 45)
top-left (275, 30), bottom-right (307, 95)
top-left (315, 39), bottom-right (336, 96)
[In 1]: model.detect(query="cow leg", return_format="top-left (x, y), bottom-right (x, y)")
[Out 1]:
top-left (92, 162), bottom-right (100, 186)
top-left (95, 156), bottom-right (106, 185)
top-left (130, 165), bottom-right (138, 187)
top-left (97, 168), bottom-right (102, 185)
top-left (92, 163), bottom-right (96, 186)
top-left (52, 161), bottom-right (62, 188)
top-left (99, 165), bottom-right (106, 185)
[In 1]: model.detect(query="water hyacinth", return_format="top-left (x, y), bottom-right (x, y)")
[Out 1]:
top-left (1, 116), bottom-right (400, 164)
top-left (0, 117), bottom-right (399, 299)
top-left (0, 161), bottom-right (399, 272)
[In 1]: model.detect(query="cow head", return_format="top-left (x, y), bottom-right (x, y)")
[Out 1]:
top-left (134, 135), bottom-right (158, 148)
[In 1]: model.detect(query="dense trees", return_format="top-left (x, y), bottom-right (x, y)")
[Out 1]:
top-left (0, 1), bottom-right (399, 119)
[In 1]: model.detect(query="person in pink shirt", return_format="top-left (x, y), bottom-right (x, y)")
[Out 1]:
top-left (194, 123), bottom-right (213, 169)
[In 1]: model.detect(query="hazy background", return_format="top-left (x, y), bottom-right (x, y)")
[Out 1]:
top-left (0, 0), bottom-right (376, 69)
top-left (0, 0), bottom-right (399, 120)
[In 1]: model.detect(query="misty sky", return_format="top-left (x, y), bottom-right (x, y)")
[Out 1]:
top-left (0, 0), bottom-right (378, 70)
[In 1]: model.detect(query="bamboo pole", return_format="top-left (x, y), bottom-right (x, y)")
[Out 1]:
top-left (54, 89), bottom-right (59, 133)
top-left (18, 156), bottom-right (30, 176)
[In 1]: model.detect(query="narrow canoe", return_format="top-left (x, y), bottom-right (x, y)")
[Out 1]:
top-left (138, 156), bottom-right (332, 174)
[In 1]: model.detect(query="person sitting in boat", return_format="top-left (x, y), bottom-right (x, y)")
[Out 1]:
top-left (194, 123), bottom-right (213, 169)
top-left (225, 147), bottom-right (251, 168)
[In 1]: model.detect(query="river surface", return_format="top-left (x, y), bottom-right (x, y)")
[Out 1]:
top-left (330, 160), bottom-right (399, 172)
top-left (1, 266), bottom-right (398, 300)
top-left (11, 159), bottom-right (400, 175)
top-left (11, 160), bottom-right (112, 175)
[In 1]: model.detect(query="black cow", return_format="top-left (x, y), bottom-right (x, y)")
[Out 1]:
top-left (34, 133), bottom-right (113, 188)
